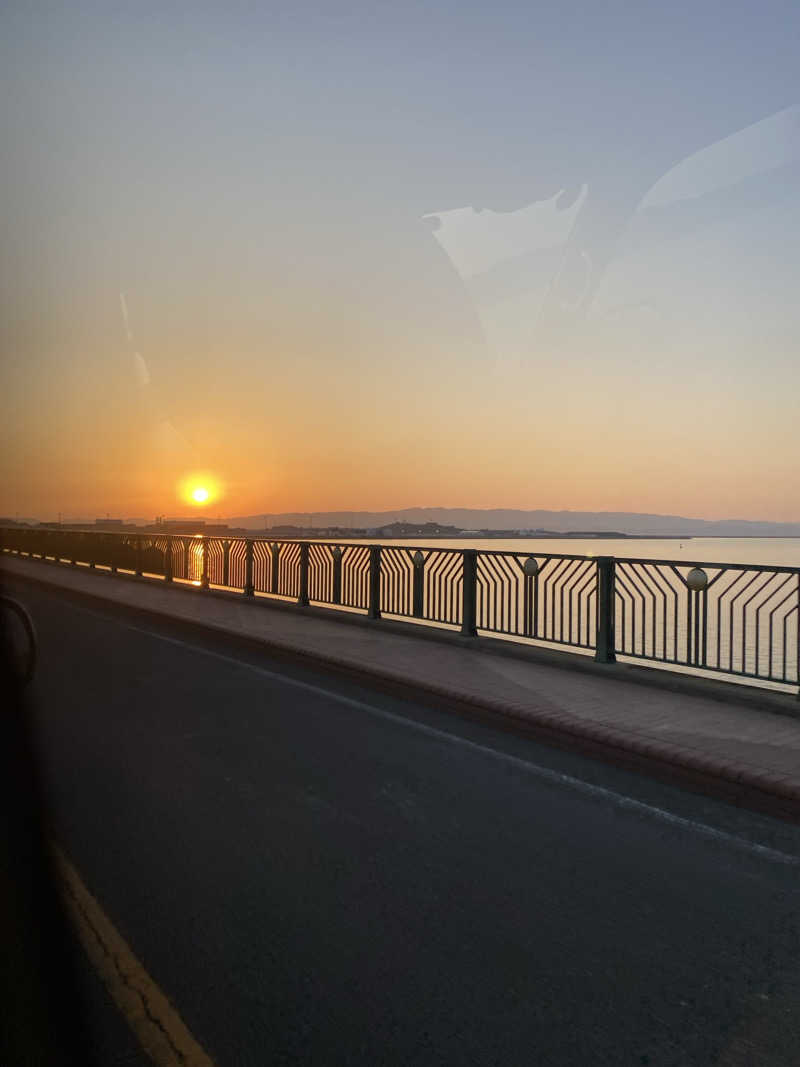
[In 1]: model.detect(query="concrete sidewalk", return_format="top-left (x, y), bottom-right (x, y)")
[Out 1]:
top-left (4, 553), bottom-right (800, 821)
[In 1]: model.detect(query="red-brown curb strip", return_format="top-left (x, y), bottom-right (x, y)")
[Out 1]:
top-left (5, 557), bottom-right (800, 823)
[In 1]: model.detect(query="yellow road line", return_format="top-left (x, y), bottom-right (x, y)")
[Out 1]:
top-left (54, 845), bottom-right (216, 1067)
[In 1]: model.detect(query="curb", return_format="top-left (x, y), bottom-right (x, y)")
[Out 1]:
top-left (6, 559), bottom-right (800, 824)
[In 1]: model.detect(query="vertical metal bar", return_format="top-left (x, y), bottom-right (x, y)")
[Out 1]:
top-left (559, 579), bottom-right (565, 644)
top-left (244, 539), bottom-right (254, 596)
top-left (594, 557), bottom-right (616, 663)
top-left (576, 578), bottom-right (583, 646)
top-left (298, 542), bottom-right (310, 606)
top-left (700, 588), bottom-right (708, 666)
top-left (200, 537), bottom-right (209, 589)
top-left (461, 549), bottom-right (478, 636)
top-left (523, 574), bottom-right (532, 637)
top-left (164, 537), bottom-right (173, 582)
top-left (368, 544), bottom-right (381, 619)
top-left (135, 534), bottom-right (143, 577)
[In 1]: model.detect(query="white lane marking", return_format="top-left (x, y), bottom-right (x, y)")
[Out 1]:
top-left (57, 600), bottom-right (800, 868)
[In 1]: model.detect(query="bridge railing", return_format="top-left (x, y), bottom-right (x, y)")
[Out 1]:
top-left (2, 527), bottom-right (797, 695)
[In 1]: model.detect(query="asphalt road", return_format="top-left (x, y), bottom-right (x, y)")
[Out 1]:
top-left (11, 578), bottom-right (800, 1066)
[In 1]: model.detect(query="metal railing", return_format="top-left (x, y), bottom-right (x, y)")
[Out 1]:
top-left (1, 526), bottom-right (798, 696)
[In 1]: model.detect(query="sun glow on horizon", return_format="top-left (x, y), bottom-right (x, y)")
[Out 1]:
top-left (192, 486), bottom-right (210, 504)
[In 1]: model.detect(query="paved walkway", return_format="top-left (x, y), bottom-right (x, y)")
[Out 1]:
top-left (4, 553), bottom-right (800, 820)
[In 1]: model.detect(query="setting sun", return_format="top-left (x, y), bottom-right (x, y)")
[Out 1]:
top-left (178, 471), bottom-right (222, 509)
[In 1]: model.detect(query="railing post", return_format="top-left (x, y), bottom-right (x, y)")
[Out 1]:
top-left (412, 551), bottom-right (425, 618)
top-left (367, 544), bottom-right (381, 620)
top-left (271, 542), bottom-right (280, 594)
top-left (135, 534), bottom-right (143, 577)
top-left (298, 542), bottom-right (310, 607)
top-left (244, 539), bottom-right (254, 596)
top-left (200, 536), bottom-right (209, 589)
top-left (594, 556), bottom-right (616, 663)
top-left (331, 546), bottom-right (342, 604)
top-left (461, 549), bottom-right (478, 637)
top-left (164, 537), bottom-right (173, 582)
top-left (522, 557), bottom-right (539, 638)
top-left (222, 540), bottom-right (230, 588)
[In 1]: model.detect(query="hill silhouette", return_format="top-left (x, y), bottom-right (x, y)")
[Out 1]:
top-left (228, 509), bottom-right (800, 537)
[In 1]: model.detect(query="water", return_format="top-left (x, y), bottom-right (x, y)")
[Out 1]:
top-left (359, 537), bottom-right (800, 568)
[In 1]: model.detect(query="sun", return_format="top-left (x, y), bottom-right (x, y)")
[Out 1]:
top-left (178, 471), bottom-right (222, 509)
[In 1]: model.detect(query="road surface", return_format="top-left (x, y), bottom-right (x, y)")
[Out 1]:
top-left (12, 577), bottom-right (800, 1066)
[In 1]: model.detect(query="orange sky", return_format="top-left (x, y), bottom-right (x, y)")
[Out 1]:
top-left (3, 7), bottom-right (799, 525)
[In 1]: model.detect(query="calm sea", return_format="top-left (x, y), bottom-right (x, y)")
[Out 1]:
top-left (339, 537), bottom-right (800, 568)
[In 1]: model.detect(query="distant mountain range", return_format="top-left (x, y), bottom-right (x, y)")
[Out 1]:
top-left (228, 508), bottom-right (800, 537)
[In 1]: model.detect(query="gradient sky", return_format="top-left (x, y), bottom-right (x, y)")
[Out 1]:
top-left (2, 2), bottom-right (799, 521)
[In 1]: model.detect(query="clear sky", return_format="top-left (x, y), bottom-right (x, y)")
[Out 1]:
top-left (2, 2), bottom-right (799, 521)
